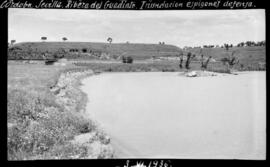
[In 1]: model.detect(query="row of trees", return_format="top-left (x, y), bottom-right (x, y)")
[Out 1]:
top-left (179, 53), bottom-right (212, 70)
top-left (223, 43), bottom-right (233, 50)
top-left (41, 37), bottom-right (113, 44)
top-left (10, 37), bottom-right (166, 46)
top-left (178, 47), bottom-right (239, 72)
top-left (41, 37), bottom-right (68, 42)
top-left (236, 40), bottom-right (265, 47)
top-left (183, 40), bottom-right (265, 50)
top-left (179, 51), bottom-right (212, 71)
top-left (224, 40), bottom-right (265, 49)
top-left (158, 42), bottom-right (165, 45)
top-left (9, 37), bottom-right (68, 45)
top-left (203, 45), bottom-right (215, 48)
top-left (9, 36), bottom-right (112, 46)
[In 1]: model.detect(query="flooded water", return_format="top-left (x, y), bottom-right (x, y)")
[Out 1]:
top-left (81, 72), bottom-right (266, 159)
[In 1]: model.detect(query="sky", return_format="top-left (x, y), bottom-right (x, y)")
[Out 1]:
top-left (8, 9), bottom-right (265, 47)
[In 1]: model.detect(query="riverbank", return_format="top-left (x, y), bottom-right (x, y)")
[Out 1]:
top-left (49, 69), bottom-right (115, 159)
top-left (8, 63), bottom-right (114, 160)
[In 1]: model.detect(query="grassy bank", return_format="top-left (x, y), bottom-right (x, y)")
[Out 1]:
top-left (8, 62), bottom-right (113, 160)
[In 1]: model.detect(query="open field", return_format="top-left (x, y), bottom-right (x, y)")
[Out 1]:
top-left (81, 72), bottom-right (266, 159)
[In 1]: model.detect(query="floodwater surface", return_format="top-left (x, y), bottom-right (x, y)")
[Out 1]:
top-left (81, 72), bottom-right (266, 159)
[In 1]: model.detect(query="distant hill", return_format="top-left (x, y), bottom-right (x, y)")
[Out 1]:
top-left (8, 42), bottom-right (265, 66)
top-left (8, 42), bottom-right (182, 60)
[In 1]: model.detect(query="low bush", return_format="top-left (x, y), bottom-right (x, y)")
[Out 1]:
top-left (122, 56), bottom-right (133, 64)
top-left (162, 68), bottom-right (176, 72)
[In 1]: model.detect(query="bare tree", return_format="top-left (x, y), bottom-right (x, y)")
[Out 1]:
top-left (199, 49), bottom-right (204, 67)
top-left (228, 51), bottom-right (239, 68)
top-left (10, 40), bottom-right (16, 46)
top-left (185, 52), bottom-right (196, 70)
top-left (221, 51), bottom-right (239, 72)
top-left (107, 37), bottom-right (112, 44)
top-left (224, 43), bottom-right (231, 51)
top-left (201, 56), bottom-right (212, 70)
top-left (42, 52), bottom-right (47, 60)
top-left (105, 37), bottom-right (113, 59)
top-left (199, 49), bottom-right (212, 70)
top-left (179, 52), bottom-right (184, 69)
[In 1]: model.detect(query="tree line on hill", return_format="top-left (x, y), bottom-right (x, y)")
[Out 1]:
top-left (183, 40), bottom-right (265, 50)
top-left (236, 41), bottom-right (265, 47)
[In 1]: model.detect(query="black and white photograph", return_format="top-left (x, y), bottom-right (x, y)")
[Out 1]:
top-left (7, 6), bottom-right (266, 161)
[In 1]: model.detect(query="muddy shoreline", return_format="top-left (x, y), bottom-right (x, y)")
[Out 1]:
top-left (51, 69), bottom-right (115, 159)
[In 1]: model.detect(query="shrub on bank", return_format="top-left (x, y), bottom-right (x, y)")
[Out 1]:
top-left (162, 68), bottom-right (176, 72)
top-left (122, 56), bottom-right (133, 64)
